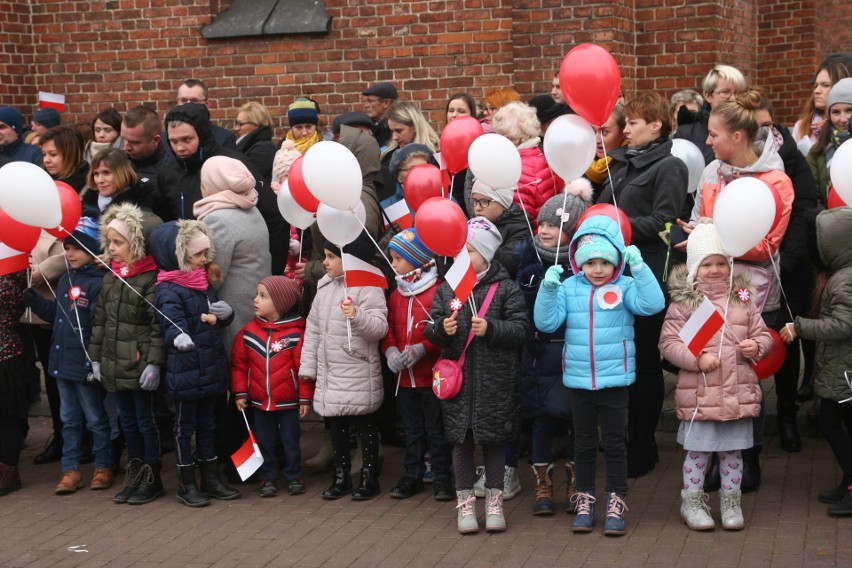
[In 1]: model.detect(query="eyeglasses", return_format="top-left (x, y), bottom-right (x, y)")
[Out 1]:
top-left (712, 89), bottom-right (737, 98)
top-left (177, 97), bottom-right (208, 105)
top-left (470, 198), bottom-right (494, 209)
top-left (236, 121), bottom-right (256, 128)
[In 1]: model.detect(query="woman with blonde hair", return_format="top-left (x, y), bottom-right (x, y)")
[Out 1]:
top-left (378, 101), bottom-right (439, 201)
top-left (235, 101), bottom-right (276, 184)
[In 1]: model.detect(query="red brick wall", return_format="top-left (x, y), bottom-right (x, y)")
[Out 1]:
top-left (1, 0), bottom-right (845, 132)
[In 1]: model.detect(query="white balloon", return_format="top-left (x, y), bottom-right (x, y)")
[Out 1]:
top-left (0, 162), bottom-right (62, 228)
top-left (467, 133), bottom-right (522, 189)
top-left (316, 201), bottom-right (366, 246)
top-left (713, 177), bottom-right (776, 257)
top-left (830, 138), bottom-right (852, 206)
top-left (277, 181), bottom-right (316, 230)
top-left (543, 114), bottom-right (597, 182)
top-left (302, 141), bottom-right (363, 211)
top-left (671, 139), bottom-right (705, 195)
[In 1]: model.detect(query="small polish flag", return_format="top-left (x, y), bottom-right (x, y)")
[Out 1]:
top-left (0, 243), bottom-right (28, 276)
top-left (383, 199), bottom-right (414, 231)
top-left (679, 296), bottom-right (725, 358)
top-left (231, 428), bottom-right (264, 481)
top-left (343, 253), bottom-right (388, 289)
top-left (445, 247), bottom-right (476, 305)
top-left (38, 92), bottom-right (66, 112)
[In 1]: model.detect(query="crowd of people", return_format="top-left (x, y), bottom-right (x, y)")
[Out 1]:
top-left (0, 54), bottom-right (850, 539)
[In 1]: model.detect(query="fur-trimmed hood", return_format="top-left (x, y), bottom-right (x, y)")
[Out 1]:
top-left (99, 202), bottom-right (163, 264)
top-left (667, 263), bottom-right (756, 307)
top-left (149, 219), bottom-right (216, 273)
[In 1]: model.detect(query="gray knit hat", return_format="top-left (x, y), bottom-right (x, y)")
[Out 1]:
top-left (537, 178), bottom-right (593, 237)
top-left (466, 216), bottom-right (503, 263)
top-left (828, 77), bottom-right (852, 110)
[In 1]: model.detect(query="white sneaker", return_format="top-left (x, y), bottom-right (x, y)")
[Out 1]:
top-left (720, 489), bottom-right (744, 530)
top-left (473, 465), bottom-right (486, 498)
top-left (456, 489), bottom-right (479, 534)
top-left (485, 487), bottom-right (506, 532)
top-left (503, 466), bottom-right (521, 500)
top-left (680, 489), bottom-right (715, 531)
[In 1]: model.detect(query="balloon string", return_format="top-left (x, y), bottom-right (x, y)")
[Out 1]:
top-left (513, 185), bottom-right (542, 265)
top-left (764, 241), bottom-right (795, 323)
top-left (41, 259), bottom-right (93, 364)
top-left (553, 189), bottom-right (570, 267)
top-left (25, 264), bottom-right (32, 323)
top-left (339, 249), bottom-right (352, 351)
top-left (600, 129), bottom-right (626, 244)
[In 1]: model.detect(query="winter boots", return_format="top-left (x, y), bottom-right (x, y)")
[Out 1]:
top-left (484, 487), bottom-right (506, 532)
top-left (571, 492), bottom-right (596, 533)
top-left (322, 467), bottom-right (353, 500)
top-left (114, 458), bottom-right (143, 503)
top-left (199, 459), bottom-right (240, 500)
top-left (127, 462), bottom-right (165, 505)
top-left (603, 492), bottom-right (628, 536)
top-left (456, 489), bottom-right (479, 534)
top-left (680, 490), bottom-right (715, 530)
top-left (720, 489), bottom-right (745, 530)
top-left (532, 463), bottom-right (555, 516)
top-left (177, 464), bottom-right (209, 508)
top-left (352, 467), bottom-right (380, 500)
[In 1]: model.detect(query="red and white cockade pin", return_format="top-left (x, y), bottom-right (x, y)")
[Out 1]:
top-left (449, 298), bottom-right (463, 312)
top-left (68, 286), bottom-right (82, 301)
top-left (270, 340), bottom-right (284, 353)
top-left (737, 288), bottom-right (750, 303)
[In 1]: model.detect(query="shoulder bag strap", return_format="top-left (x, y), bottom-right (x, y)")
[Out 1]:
top-left (457, 282), bottom-right (499, 366)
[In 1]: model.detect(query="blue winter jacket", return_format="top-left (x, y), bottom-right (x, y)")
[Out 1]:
top-left (150, 221), bottom-right (233, 401)
top-left (25, 262), bottom-right (106, 382)
top-left (534, 216), bottom-right (665, 391)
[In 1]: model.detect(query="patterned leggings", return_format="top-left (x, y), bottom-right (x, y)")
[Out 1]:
top-left (452, 430), bottom-right (504, 491)
top-left (682, 450), bottom-right (743, 491)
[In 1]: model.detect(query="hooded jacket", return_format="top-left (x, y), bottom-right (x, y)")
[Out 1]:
top-left (514, 145), bottom-right (564, 227)
top-left (659, 264), bottom-right (771, 422)
top-left (88, 203), bottom-right (165, 392)
top-left (795, 208), bottom-right (852, 403)
top-left (149, 220), bottom-right (232, 401)
top-left (534, 215), bottom-right (666, 391)
top-left (673, 102), bottom-right (714, 165)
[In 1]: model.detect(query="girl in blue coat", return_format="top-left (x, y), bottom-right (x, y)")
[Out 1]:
top-left (149, 219), bottom-right (238, 507)
top-left (534, 215), bottom-right (665, 536)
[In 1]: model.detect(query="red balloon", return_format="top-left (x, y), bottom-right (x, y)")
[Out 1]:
top-left (752, 329), bottom-right (787, 380)
top-left (577, 203), bottom-right (632, 246)
top-left (288, 156), bottom-right (320, 213)
top-left (560, 44), bottom-right (621, 126)
top-left (828, 186), bottom-right (847, 209)
top-left (45, 181), bottom-right (83, 239)
top-left (768, 181), bottom-right (783, 232)
top-left (404, 164), bottom-right (444, 212)
top-left (439, 116), bottom-right (483, 174)
top-left (0, 208), bottom-right (40, 252)
top-left (414, 197), bottom-right (468, 257)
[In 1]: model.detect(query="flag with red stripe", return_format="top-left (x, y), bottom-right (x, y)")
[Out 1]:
top-left (445, 247), bottom-right (476, 307)
top-left (0, 243), bottom-right (28, 276)
top-left (38, 92), bottom-right (66, 112)
top-left (679, 296), bottom-right (724, 358)
top-left (383, 199), bottom-right (414, 230)
top-left (343, 253), bottom-right (388, 289)
top-left (230, 428), bottom-right (263, 481)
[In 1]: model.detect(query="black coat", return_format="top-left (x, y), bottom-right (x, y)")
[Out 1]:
top-left (236, 125), bottom-right (276, 184)
top-left (493, 203), bottom-right (532, 280)
top-left (129, 145), bottom-right (172, 221)
top-left (424, 262), bottom-right (531, 445)
top-left (673, 102), bottom-right (714, 166)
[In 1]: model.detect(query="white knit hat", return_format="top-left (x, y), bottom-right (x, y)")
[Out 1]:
top-left (686, 218), bottom-right (729, 283)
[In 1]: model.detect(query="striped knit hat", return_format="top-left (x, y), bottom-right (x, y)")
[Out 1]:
top-left (288, 98), bottom-right (319, 126)
top-left (388, 228), bottom-right (433, 268)
top-left (259, 276), bottom-right (302, 318)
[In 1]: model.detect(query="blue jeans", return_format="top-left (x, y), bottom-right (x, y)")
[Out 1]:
top-left (174, 396), bottom-right (217, 466)
top-left (57, 378), bottom-right (112, 471)
top-left (397, 387), bottom-right (450, 482)
top-left (253, 408), bottom-right (302, 482)
top-left (114, 389), bottom-right (160, 464)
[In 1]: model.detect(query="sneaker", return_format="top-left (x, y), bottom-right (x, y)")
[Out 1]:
top-left (571, 492), bottom-right (596, 533)
top-left (503, 466), bottom-right (521, 500)
top-left (55, 470), bottom-right (83, 495)
top-left (680, 489), bottom-right (714, 531)
top-left (565, 461), bottom-right (577, 513)
top-left (473, 465), bottom-right (485, 498)
top-left (287, 479), bottom-right (306, 495)
top-left (433, 479), bottom-right (454, 501)
top-left (603, 492), bottom-right (628, 536)
top-left (259, 479), bottom-right (278, 498)
top-left (422, 451), bottom-right (433, 484)
top-left (390, 476), bottom-right (424, 499)
top-left (90, 468), bottom-right (114, 490)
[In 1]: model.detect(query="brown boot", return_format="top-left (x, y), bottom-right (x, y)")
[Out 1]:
top-left (90, 468), bottom-right (114, 490)
top-left (55, 470), bottom-right (83, 495)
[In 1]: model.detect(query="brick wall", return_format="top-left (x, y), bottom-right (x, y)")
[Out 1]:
top-left (0, 0), bottom-right (846, 133)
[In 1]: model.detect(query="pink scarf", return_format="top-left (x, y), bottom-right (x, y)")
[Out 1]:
top-left (193, 189), bottom-right (258, 221)
top-left (157, 268), bottom-right (209, 291)
top-left (111, 256), bottom-right (158, 279)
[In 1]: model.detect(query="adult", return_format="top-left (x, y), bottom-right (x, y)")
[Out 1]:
top-left (331, 112), bottom-right (374, 139)
top-left (173, 79), bottom-right (237, 149)
top-left (670, 90), bottom-right (704, 131)
top-left (598, 92), bottom-right (689, 478)
top-left (0, 107), bottom-right (42, 166)
top-left (84, 108), bottom-right (124, 163)
top-left (527, 95), bottom-right (570, 138)
top-left (121, 106), bottom-right (171, 221)
top-left (550, 72), bottom-right (564, 105)
top-left (82, 148), bottom-right (153, 213)
top-left (674, 64), bottom-right (747, 165)
top-left (443, 93), bottom-right (478, 217)
top-left (792, 52), bottom-right (852, 157)
top-left (480, 88), bottom-right (521, 132)
top-left (362, 82), bottom-right (398, 148)
top-left (40, 126), bottom-right (89, 193)
top-left (271, 99), bottom-right (323, 188)
top-left (31, 108), bottom-right (61, 137)
top-left (0, 269), bottom-right (28, 496)
top-left (377, 102), bottom-right (439, 202)
top-left (234, 101), bottom-right (276, 184)
top-left (585, 104), bottom-right (626, 202)
top-left (489, 101), bottom-right (564, 226)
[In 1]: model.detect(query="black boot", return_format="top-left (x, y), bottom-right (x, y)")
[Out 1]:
top-left (352, 467), bottom-right (380, 501)
top-left (113, 458), bottom-right (143, 504)
top-left (127, 462), bottom-right (165, 505)
top-left (819, 480), bottom-right (851, 504)
top-left (741, 447), bottom-right (762, 493)
top-left (827, 487), bottom-right (852, 516)
top-left (33, 433), bottom-right (63, 465)
top-left (177, 465), bottom-right (210, 507)
top-left (199, 459), bottom-right (240, 500)
top-left (322, 467), bottom-right (352, 500)
top-left (703, 453), bottom-right (720, 493)
top-left (778, 412), bottom-right (802, 453)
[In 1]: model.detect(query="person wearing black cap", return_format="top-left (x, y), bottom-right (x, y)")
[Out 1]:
top-left (332, 112), bottom-right (374, 139)
top-left (0, 106), bottom-right (43, 166)
top-left (32, 108), bottom-right (61, 136)
top-left (362, 82), bottom-right (398, 148)
top-left (527, 95), bottom-right (570, 138)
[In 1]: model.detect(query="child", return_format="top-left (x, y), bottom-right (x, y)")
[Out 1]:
top-left (89, 203), bottom-right (165, 505)
top-left (299, 231), bottom-right (388, 501)
top-left (424, 217), bottom-right (530, 534)
top-left (23, 214), bottom-right (112, 494)
top-left (659, 220), bottom-right (772, 531)
top-left (381, 228), bottom-right (452, 501)
top-left (149, 220), bottom-right (239, 507)
top-left (516, 187), bottom-right (590, 516)
top-left (780, 207), bottom-right (852, 516)
top-left (534, 215), bottom-right (665, 536)
top-left (231, 276), bottom-right (312, 498)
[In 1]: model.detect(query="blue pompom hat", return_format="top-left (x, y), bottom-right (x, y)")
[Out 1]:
top-left (388, 228), bottom-right (433, 268)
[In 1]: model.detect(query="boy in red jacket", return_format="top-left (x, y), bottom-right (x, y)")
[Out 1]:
top-left (231, 276), bottom-right (313, 498)
top-left (381, 229), bottom-right (453, 501)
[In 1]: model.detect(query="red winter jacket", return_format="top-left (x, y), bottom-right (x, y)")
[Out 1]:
top-left (380, 281), bottom-right (442, 389)
top-left (514, 147), bottom-right (565, 230)
top-left (231, 315), bottom-right (314, 411)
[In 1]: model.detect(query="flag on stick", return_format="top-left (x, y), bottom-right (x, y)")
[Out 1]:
top-left (445, 247), bottom-right (476, 310)
top-left (679, 296), bottom-right (724, 358)
top-left (38, 92), bottom-right (65, 112)
top-left (231, 413), bottom-right (263, 481)
top-left (343, 253), bottom-right (388, 289)
top-left (383, 199), bottom-right (414, 231)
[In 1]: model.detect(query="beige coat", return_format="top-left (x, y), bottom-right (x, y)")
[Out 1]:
top-left (21, 233), bottom-right (66, 326)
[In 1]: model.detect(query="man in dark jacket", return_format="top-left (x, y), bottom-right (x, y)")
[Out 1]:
top-left (0, 107), bottom-right (43, 166)
top-left (362, 82), bottom-right (398, 148)
top-left (121, 106), bottom-right (172, 219)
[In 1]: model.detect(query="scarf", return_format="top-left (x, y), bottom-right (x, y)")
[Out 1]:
top-left (157, 267), bottom-right (210, 291)
top-left (826, 127), bottom-right (851, 179)
top-left (811, 112), bottom-right (825, 140)
top-left (625, 137), bottom-right (665, 157)
top-left (475, 264), bottom-right (490, 282)
top-left (585, 155), bottom-right (613, 185)
top-left (193, 188), bottom-right (258, 220)
top-left (111, 255), bottom-right (158, 279)
top-left (286, 130), bottom-right (322, 155)
top-left (394, 262), bottom-right (439, 297)
top-left (533, 235), bottom-right (570, 267)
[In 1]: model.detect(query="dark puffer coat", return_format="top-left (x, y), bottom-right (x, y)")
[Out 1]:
top-left (149, 220), bottom-right (233, 401)
top-left (424, 262), bottom-right (531, 445)
top-left (236, 125), bottom-right (276, 184)
top-left (492, 203), bottom-right (532, 280)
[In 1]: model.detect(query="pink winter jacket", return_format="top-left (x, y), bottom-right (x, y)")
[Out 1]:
top-left (514, 146), bottom-right (564, 229)
top-left (659, 265), bottom-right (773, 422)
